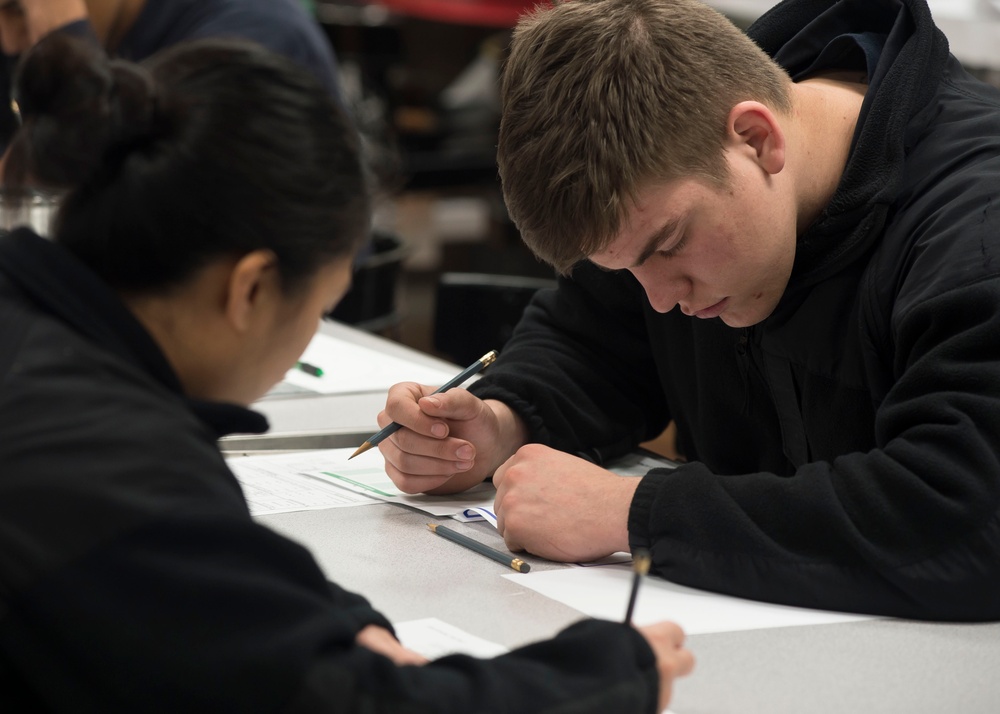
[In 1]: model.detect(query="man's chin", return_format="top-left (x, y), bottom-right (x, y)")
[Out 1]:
top-left (720, 308), bottom-right (769, 329)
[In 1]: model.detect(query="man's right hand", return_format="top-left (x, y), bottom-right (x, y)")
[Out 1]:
top-left (377, 382), bottom-right (527, 495)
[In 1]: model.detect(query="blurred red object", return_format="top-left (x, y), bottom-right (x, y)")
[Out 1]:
top-left (375, 0), bottom-right (543, 27)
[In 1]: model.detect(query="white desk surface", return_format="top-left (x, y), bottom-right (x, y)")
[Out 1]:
top-left (254, 321), bottom-right (1000, 714)
top-left (221, 320), bottom-right (459, 453)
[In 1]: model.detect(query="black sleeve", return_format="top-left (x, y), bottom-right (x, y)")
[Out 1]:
top-left (470, 261), bottom-right (670, 464)
top-left (0, 515), bottom-right (659, 714)
top-left (286, 619), bottom-right (659, 714)
top-left (629, 279), bottom-right (1000, 621)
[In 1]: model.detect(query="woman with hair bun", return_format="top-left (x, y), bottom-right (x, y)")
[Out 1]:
top-left (0, 34), bottom-right (692, 714)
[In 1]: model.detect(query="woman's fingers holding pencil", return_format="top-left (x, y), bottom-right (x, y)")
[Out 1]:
top-left (636, 621), bottom-right (695, 713)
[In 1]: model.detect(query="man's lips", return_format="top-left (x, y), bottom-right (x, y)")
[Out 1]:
top-left (694, 297), bottom-right (729, 319)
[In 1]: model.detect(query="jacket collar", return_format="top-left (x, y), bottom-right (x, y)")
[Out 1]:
top-left (0, 228), bottom-right (268, 438)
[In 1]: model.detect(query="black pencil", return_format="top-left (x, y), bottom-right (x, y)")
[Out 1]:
top-left (349, 350), bottom-right (498, 459)
top-left (624, 549), bottom-right (652, 624)
top-left (427, 523), bottom-right (530, 573)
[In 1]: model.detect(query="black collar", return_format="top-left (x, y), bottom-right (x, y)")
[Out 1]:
top-left (0, 228), bottom-right (268, 438)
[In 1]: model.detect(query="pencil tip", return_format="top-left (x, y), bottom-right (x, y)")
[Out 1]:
top-left (348, 442), bottom-right (371, 460)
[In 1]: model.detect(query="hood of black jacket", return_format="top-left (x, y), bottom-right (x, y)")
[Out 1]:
top-left (748, 0), bottom-right (949, 304)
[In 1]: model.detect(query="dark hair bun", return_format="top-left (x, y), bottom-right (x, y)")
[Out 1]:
top-left (9, 33), bottom-right (159, 187)
top-left (6, 35), bottom-right (368, 294)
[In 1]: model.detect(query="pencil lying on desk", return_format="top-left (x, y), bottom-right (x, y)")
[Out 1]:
top-left (349, 350), bottom-right (498, 459)
top-left (294, 360), bottom-right (324, 377)
top-left (624, 549), bottom-right (652, 624)
top-left (427, 523), bottom-right (530, 573)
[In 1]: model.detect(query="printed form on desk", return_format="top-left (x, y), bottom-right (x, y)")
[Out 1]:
top-left (227, 450), bottom-right (380, 515)
top-left (295, 447), bottom-right (675, 525)
top-left (230, 446), bottom-right (677, 521)
top-left (228, 447), bottom-right (496, 520)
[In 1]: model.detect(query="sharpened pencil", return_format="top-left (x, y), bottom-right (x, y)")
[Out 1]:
top-left (349, 350), bottom-right (498, 459)
top-left (624, 549), bottom-right (652, 624)
top-left (427, 523), bottom-right (530, 573)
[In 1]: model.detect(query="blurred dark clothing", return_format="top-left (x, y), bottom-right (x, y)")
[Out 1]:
top-left (0, 0), bottom-right (343, 152)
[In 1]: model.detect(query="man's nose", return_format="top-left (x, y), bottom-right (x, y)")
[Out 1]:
top-left (630, 263), bottom-right (690, 314)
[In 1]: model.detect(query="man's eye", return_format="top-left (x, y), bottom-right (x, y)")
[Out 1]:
top-left (658, 235), bottom-right (688, 258)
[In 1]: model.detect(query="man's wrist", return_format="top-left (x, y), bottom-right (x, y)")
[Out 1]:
top-left (612, 475), bottom-right (641, 552)
top-left (485, 398), bottom-right (528, 459)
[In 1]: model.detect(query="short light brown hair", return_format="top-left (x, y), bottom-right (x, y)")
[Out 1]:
top-left (499, 0), bottom-right (792, 273)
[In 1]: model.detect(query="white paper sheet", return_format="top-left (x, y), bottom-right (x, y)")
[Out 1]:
top-left (228, 450), bottom-right (381, 515)
top-left (393, 618), bottom-right (508, 659)
top-left (229, 447), bottom-right (499, 519)
top-left (504, 565), bottom-right (873, 635)
top-left (281, 332), bottom-right (460, 395)
top-left (304, 447), bottom-right (499, 519)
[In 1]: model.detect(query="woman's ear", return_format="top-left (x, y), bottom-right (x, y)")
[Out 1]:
top-left (223, 249), bottom-right (280, 333)
top-left (726, 100), bottom-right (786, 176)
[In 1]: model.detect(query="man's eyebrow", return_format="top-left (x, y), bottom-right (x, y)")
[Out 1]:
top-left (633, 216), bottom-right (683, 268)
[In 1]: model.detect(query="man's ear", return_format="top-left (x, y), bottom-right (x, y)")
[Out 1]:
top-left (224, 250), bottom-right (279, 333)
top-left (726, 101), bottom-right (786, 176)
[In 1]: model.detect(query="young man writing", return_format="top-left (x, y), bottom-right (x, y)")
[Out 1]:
top-left (377, 0), bottom-right (1000, 621)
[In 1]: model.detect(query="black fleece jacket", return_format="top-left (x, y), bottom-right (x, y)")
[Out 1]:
top-left (0, 229), bottom-right (660, 713)
top-left (471, 0), bottom-right (1000, 621)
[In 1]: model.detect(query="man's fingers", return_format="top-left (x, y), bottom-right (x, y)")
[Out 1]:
top-left (387, 425), bottom-right (475, 462)
top-left (378, 429), bottom-right (479, 494)
top-left (382, 382), bottom-right (488, 439)
top-left (418, 388), bottom-right (488, 422)
top-left (381, 382), bottom-right (456, 440)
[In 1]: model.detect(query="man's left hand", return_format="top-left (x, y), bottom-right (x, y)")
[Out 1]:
top-left (493, 444), bottom-right (639, 562)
